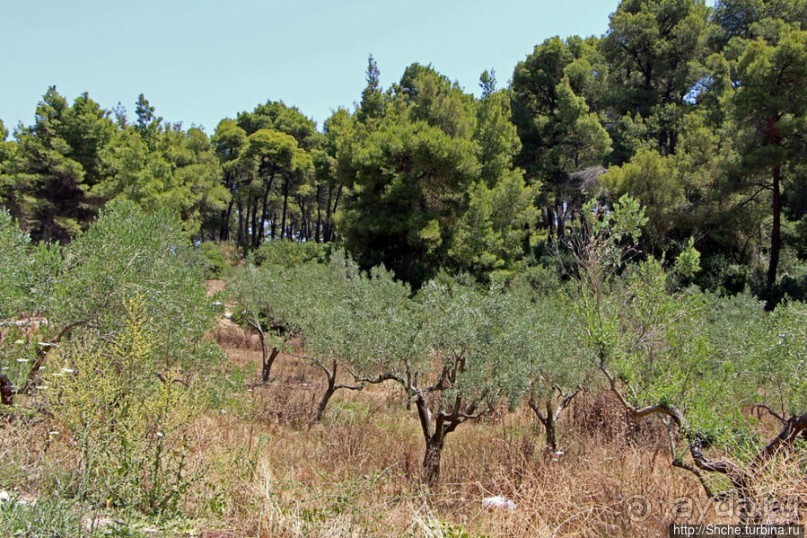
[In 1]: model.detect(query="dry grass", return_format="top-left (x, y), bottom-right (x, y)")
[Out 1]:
top-left (169, 326), bottom-right (803, 537)
top-left (2, 317), bottom-right (803, 537)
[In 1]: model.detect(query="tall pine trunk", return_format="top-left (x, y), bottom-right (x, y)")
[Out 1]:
top-left (280, 178), bottom-right (290, 240)
top-left (767, 163), bottom-right (782, 292)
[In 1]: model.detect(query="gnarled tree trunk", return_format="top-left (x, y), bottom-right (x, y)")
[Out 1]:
top-left (422, 433), bottom-right (446, 488)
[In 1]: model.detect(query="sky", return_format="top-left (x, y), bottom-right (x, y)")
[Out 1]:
top-left (2, 0), bottom-right (625, 134)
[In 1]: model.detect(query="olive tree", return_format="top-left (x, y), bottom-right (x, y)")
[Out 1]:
top-left (227, 240), bottom-right (328, 383)
top-left (229, 249), bottom-right (378, 421)
top-left (568, 195), bottom-right (806, 521)
top-left (1, 201), bottom-right (217, 406)
top-left (510, 287), bottom-right (589, 453)
top-left (227, 264), bottom-right (283, 383)
top-left (0, 201), bottom-right (222, 514)
top-left (344, 279), bottom-right (527, 487)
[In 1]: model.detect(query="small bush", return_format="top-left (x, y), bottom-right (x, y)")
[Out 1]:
top-left (199, 242), bottom-right (234, 279)
top-left (249, 240), bottom-right (328, 268)
top-left (45, 297), bottom-right (203, 515)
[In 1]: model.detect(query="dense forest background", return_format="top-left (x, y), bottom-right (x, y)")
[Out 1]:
top-left (1, 1), bottom-right (806, 535)
top-left (1, 0), bottom-right (805, 303)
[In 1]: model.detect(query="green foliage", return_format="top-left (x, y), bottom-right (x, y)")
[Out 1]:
top-left (603, 0), bottom-right (713, 157)
top-left (7, 87), bottom-right (115, 241)
top-left (510, 287), bottom-right (590, 405)
top-left (0, 202), bottom-right (226, 520)
top-left (474, 78), bottom-right (521, 185)
top-left (511, 36), bottom-right (611, 182)
top-left (342, 113), bottom-right (480, 285)
top-left (601, 149), bottom-right (683, 249)
top-left (0, 199), bottom-right (222, 390)
top-left (673, 236), bottom-right (702, 281)
top-left (417, 281), bottom-right (527, 409)
top-left (448, 172), bottom-right (537, 278)
top-left (199, 241), bottom-right (233, 279)
top-left (249, 239), bottom-right (328, 268)
top-left (0, 496), bottom-right (84, 537)
top-left (46, 201), bottom-right (217, 372)
top-left (99, 124), bottom-right (229, 237)
top-left (236, 100), bottom-right (319, 149)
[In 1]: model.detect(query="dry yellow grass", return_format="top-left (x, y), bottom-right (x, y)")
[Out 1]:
top-left (174, 325), bottom-right (805, 537)
top-left (2, 312), bottom-right (802, 537)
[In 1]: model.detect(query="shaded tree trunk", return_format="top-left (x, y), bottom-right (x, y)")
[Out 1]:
top-left (280, 178), bottom-right (290, 240)
top-left (251, 198), bottom-right (260, 249)
top-left (767, 163), bottom-right (782, 292)
top-left (220, 197), bottom-right (234, 241)
top-left (262, 347), bottom-right (279, 383)
top-left (244, 201), bottom-right (252, 249)
top-left (236, 199), bottom-right (245, 252)
top-left (324, 184), bottom-right (343, 243)
top-left (412, 391), bottom-right (474, 488)
top-left (256, 176), bottom-right (274, 248)
top-left (543, 407), bottom-right (557, 452)
top-left (0, 374), bottom-right (14, 406)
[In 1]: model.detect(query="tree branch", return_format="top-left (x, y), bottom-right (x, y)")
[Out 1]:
top-left (333, 384), bottom-right (364, 392)
top-left (528, 398), bottom-right (549, 426)
top-left (20, 318), bottom-right (92, 396)
top-left (752, 404), bottom-right (786, 425)
top-left (753, 413), bottom-right (807, 470)
top-left (554, 387), bottom-right (582, 423)
top-left (672, 459), bottom-right (717, 499)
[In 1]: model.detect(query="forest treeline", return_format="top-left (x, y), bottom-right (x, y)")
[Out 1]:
top-left (1, 0), bottom-right (805, 303)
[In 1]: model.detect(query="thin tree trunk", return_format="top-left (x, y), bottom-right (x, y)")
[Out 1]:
top-left (251, 198), bottom-right (261, 249)
top-left (244, 202), bottom-right (252, 249)
top-left (249, 318), bottom-right (279, 383)
top-left (221, 197), bottom-right (234, 241)
top-left (313, 359), bottom-right (363, 423)
top-left (546, 205), bottom-right (555, 238)
top-left (545, 408), bottom-right (557, 452)
top-left (280, 178), bottom-right (290, 240)
top-left (529, 399), bottom-right (557, 452)
top-left (236, 199), bottom-right (245, 252)
top-left (262, 347), bottom-right (279, 384)
top-left (767, 163), bottom-right (782, 291)
top-left (315, 184), bottom-right (323, 243)
top-left (315, 361), bottom-right (338, 423)
top-left (256, 176), bottom-right (274, 248)
top-left (324, 187), bottom-right (334, 242)
top-left (529, 390), bottom-right (580, 453)
top-left (325, 184), bottom-right (343, 242)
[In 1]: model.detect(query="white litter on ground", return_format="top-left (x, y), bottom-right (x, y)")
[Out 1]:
top-left (482, 495), bottom-right (517, 511)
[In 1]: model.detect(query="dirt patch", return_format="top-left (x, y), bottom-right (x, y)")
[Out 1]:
top-left (206, 279), bottom-right (226, 296)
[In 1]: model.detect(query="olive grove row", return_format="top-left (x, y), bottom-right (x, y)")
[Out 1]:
top-left (229, 197), bottom-right (805, 517)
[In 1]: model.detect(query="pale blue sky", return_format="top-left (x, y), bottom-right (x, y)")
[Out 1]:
top-left (2, 0), bottom-right (627, 134)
